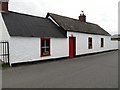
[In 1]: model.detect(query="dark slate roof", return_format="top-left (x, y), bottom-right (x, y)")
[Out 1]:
top-left (47, 13), bottom-right (111, 36)
top-left (2, 11), bottom-right (66, 38)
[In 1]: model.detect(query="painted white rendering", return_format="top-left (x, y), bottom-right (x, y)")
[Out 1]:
top-left (0, 14), bottom-right (2, 42)
top-left (67, 31), bottom-right (118, 56)
top-left (9, 37), bottom-right (68, 64)
top-left (8, 32), bottom-right (118, 65)
top-left (0, 13), bottom-right (10, 61)
top-left (0, 13), bottom-right (10, 42)
top-left (0, 14), bottom-right (2, 61)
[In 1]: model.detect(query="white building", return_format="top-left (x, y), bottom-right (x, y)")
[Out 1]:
top-left (0, 1), bottom-right (118, 66)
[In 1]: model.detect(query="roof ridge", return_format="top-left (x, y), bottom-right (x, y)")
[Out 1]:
top-left (48, 13), bottom-right (101, 25)
top-left (49, 13), bottom-right (81, 21)
top-left (6, 11), bottom-right (46, 19)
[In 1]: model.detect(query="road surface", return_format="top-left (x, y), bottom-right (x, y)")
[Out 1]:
top-left (2, 50), bottom-right (118, 88)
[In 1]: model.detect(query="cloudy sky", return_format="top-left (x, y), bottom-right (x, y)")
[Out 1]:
top-left (9, 0), bottom-right (119, 35)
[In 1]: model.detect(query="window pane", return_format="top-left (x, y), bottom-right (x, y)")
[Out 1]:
top-left (41, 40), bottom-right (44, 46)
top-left (41, 38), bottom-right (50, 56)
top-left (101, 38), bottom-right (104, 47)
top-left (46, 48), bottom-right (50, 52)
top-left (41, 48), bottom-right (45, 53)
top-left (46, 40), bottom-right (49, 46)
top-left (88, 38), bottom-right (92, 49)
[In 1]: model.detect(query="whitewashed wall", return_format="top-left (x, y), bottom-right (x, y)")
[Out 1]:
top-left (0, 13), bottom-right (10, 42)
top-left (0, 13), bottom-right (10, 61)
top-left (0, 14), bottom-right (2, 42)
top-left (10, 37), bottom-right (68, 64)
top-left (0, 14), bottom-right (2, 60)
top-left (67, 31), bottom-right (118, 55)
top-left (10, 32), bottom-right (118, 65)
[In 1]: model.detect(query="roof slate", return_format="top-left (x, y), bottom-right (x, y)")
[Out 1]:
top-left (47, 13), bottom-right (111, 36)
top-left (2, 11), bottom-right (66, 38)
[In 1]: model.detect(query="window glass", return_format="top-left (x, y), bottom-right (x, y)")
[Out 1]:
top-left (88, 37), bottom-right (92, 49)
top-left (41, 38), bottom-right (50, 56)
top-left (101, 38), bottom-right (104, 47)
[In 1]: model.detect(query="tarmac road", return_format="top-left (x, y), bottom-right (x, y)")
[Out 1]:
top-left (2, 50), bottom-right (118, 88)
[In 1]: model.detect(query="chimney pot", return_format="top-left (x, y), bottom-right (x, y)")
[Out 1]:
top-left (79, 11), bottom-right (86, 22)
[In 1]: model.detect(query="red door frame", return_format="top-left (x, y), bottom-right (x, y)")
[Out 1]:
top-left (69, 37), bottom-right (76, 58)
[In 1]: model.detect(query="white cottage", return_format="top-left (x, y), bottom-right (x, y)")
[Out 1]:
top-left (0, 1), bottom-right (118, 66)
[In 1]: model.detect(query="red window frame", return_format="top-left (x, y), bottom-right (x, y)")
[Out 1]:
top-left (88, 37), bottom-right (92, 49)
top-left (101, 38), bottom-right (104, 47)
top-left (40, 38), bottom-right (51, 57)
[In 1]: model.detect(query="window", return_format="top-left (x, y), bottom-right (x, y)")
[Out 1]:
top-left (88, 37), bottom-right (92, 49)
top-left (101, 38), bottom-right (104, 47)
top-left (41, 38), bottom-right (50, 57)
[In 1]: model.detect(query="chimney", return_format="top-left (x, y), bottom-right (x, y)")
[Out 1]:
top-left (79, 11), bottom-right (86, 22)
top-left (0, 0), bottom-right (9, 13)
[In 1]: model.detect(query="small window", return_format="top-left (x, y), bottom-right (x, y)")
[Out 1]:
top-left (41, 38), bottom-right (50, 57)
top-left (88, 37), bottom-right (92, 49)
top-left (101, 38), bottom-right (104, 47)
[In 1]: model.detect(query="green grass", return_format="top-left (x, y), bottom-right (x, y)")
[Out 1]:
top-left (0, 63), bottom-right (10, 69)
top-left (0, 64), bottom-right (1, 67)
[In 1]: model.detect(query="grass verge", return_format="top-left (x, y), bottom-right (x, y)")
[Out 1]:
top-left (0, 63), bottom-right (10, 69)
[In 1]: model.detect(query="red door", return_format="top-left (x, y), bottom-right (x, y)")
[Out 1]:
top-left (69, 37), bottom-right (76, 58)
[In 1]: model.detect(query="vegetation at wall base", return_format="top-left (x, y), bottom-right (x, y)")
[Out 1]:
top-left (1, 63), bottom-right (10, 69)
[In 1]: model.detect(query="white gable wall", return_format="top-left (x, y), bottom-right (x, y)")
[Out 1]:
top-left (0, 14), bottom-right (2, 42)
top-left (67, 31), bottom-right (118, 55)
top-left (0, 13), bottom-right (10, 42)
top-left (0, 14), bottom-right (2, 61)
top-left (0, 13), bottom-right (10, 61)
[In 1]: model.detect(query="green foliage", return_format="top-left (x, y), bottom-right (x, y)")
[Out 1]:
top-left (1, 63), bottom-right (10, 69)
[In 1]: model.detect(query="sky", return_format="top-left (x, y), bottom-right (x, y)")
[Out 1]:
top-left (8, 0), bottom-right (119, 35)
